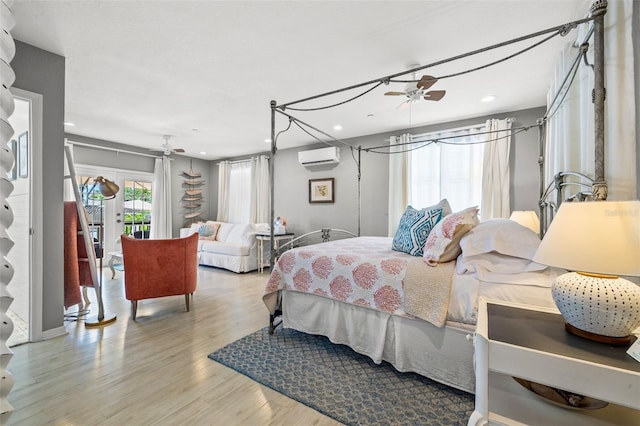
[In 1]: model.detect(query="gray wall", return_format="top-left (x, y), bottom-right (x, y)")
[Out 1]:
top-left (13, 41), bottom-right (65, 333)
top-left (268, 107), bottom-right (545, 238)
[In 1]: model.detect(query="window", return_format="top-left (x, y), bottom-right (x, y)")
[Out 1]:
top-left (122, 179), bottom-right (152, 238)
top-left (218, 156), bottom-right (270, 224)
top-left (227, 161), bottom-right (253, 224)
top-left (408, 126), bottom-right (484, 213)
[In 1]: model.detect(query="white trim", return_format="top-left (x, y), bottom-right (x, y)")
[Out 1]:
top-left (41, 326), bottom-right (67, 341)
top-left (10, 88), bottom-right (44, 342)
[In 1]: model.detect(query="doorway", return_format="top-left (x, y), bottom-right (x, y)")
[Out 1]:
top-left (7, 89), bottom-right (44, 346)
top-left (73, 166), bottom-right (154, 255)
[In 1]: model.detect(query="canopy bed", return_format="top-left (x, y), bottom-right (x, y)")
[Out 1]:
top-left (262, 1), bottom-right (618, 395)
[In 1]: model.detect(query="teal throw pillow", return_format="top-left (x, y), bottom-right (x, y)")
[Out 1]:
top-left (392, 206), bottom-right (443, 256)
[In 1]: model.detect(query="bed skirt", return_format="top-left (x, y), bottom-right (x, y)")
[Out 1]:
top-left (281, 291), bottom-right (476, 394)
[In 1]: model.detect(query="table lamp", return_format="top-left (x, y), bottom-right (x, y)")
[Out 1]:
top-left (532, 200), bottom-right (640, 345)
top-left (509, 210), bottom-right (540, 235)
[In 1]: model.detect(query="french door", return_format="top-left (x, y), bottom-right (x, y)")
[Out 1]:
top-left (73, 167), bottom-right (154, 254)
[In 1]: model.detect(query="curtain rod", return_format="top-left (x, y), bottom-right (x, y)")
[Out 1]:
top-left (217, 155), bottom-right (269, 166)
top-left (66, 140), bottom-right (162, 159)
top-left (410, 121), bottom-right (486, 139)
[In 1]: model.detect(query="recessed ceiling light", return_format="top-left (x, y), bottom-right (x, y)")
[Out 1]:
top-left (333, 125), bottom-right (342, 131)
top-left (367, 114), bottom-right (375, 118)
top-left (200, 151), bottom-right (206, 155)
top-left (64, 121), bottom-right (75, 126)
top-left (265, 138), bottom-right (272, 143)
top-left (481, 95), bottom-right (496, 103)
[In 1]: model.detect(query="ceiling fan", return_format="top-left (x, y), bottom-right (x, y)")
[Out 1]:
top-left (159, 135), bottom-right (185, 156)
top-left (384, 72), bottom-right (446, 109)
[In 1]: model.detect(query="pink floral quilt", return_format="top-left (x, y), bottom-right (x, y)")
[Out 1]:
top-left (263, 237), bottom-right (414, 317)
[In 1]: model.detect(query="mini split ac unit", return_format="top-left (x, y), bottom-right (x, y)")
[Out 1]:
top-left (298, 146), bottom-right (340, 166)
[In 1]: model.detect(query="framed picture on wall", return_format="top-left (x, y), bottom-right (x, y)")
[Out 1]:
top-left (309, 178), bottom-right (334, 203)
top-left (8, 139), bottom-right (17, 180)
top-left (18, 131), bottom-right (28, 178)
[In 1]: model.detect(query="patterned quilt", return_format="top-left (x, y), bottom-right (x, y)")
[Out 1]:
top-left (264, 236), bottom-right (425, 318)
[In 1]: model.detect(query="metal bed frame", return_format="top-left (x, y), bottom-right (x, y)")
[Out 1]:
top-left (265, 1), bottom-right (609, 331)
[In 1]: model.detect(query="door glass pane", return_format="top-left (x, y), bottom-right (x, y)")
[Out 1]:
top-left (76, 175), bottom-right (104, 252)
top-left (123, 179), bottom-right (152, 239)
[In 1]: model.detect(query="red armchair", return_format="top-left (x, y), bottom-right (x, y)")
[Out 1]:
top-left (120, 233), bottom-right (198, 320)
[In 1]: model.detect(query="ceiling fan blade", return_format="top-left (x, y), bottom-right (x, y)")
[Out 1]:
top-left (423, 90), bottom-right (446, 101)
top-left (384, 91), bottom-right (406, 96)
top-left (174, 148), bottom-right (185, 153)
top-left (416, 75), bottom-right (438, 91)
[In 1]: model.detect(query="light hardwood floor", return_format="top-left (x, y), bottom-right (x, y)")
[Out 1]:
top-left (7, 266), bottom-right (342, 425)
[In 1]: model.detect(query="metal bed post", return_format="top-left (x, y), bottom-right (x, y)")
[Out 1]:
top-left (269, 100), bottom-right (282, 334)
top-left (591, 0), bottom-right (608, 200)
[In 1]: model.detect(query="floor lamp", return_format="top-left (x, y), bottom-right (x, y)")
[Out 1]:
top-left (64, 146), bottom-right (117, 327)
top-left (84, 176), bottom-right (119, 327)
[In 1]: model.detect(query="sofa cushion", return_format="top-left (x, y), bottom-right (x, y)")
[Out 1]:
top-left (226, 224), bottom-right (255, 245)
top-left (201, 241), bottom-right (250, 256)
top-left (216, 223), bottom-right (235, 242)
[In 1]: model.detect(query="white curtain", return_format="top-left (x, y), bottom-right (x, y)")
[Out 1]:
top-left (150, 156), bottom-right (172, 239)
top-left (387, 134), bottom-right (411, 236)
top-left (216, 160), bottom-right (229, 222)
top-left (481, 118), bottom-right (512, 219)
top-left (545, 0), bottom-right (636, 200)
top-left (218, 157), bottom-right (269, 224)
top-left (252, 155), bottom-right (270, 224)
top-left (227, 161), bottom-right (252, 224)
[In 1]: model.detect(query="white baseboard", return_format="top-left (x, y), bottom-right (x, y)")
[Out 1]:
top-left (41, 326), bottom-right (67, 341)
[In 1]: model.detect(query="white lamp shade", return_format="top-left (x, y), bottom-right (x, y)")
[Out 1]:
top-left (509, 210), bottom-right (540, 234)
top-left (533, 200), bottom-right (640, 277)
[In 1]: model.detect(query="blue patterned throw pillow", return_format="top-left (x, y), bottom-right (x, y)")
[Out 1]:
top-left (392, 206), bottom-right (443, 256)
top-left (198, 224), bottom-right (214, 238)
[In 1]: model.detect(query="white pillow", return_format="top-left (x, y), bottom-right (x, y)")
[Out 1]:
top-left (423, 206), bottom-right (479, 266)
top-left (216, 223), bottom-right (235, 242)
top-left (456, 252), bottom-right (547, 275)
top-left (187, 222), bottom-right (204, 236)
top-left (226, 224), bottom-right (255, 245)
top-left (459, 218), bottom-right (541, 260)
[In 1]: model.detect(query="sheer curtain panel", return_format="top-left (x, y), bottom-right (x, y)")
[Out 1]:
top-left (387, 134), bottom-right (411, 236)
top-left (150, 156), bottom-right (172, 239)
top-left (481, 118), bottom-right (512, 219)
top-left (545, 0), bottom-right (636, 199)
top-left (216, 161), bottom-right (229, 222)
top-left (252, 155), bottom-right (270, 224)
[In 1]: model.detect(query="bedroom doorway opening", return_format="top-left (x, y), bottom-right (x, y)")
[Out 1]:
top-left (7, 89), bottom-right (44, 346)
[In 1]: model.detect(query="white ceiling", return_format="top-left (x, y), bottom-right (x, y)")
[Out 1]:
top-left (10, 0), bottom-right (590, 160)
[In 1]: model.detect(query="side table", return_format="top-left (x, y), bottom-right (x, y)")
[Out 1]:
top-left (469, 297), bottom-right (640, 425)
top-left (256, 233), bottom-right (295, 273)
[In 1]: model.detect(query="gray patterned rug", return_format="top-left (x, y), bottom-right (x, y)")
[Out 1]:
top-left (209, 327), bottom-right (474, 425)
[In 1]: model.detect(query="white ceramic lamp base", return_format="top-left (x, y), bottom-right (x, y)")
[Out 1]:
top-left (551, 272), bottom-right (640, 345)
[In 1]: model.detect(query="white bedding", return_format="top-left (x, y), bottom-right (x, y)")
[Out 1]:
top-left (266, 225), bottom-right (561, 394)
top-left (447, 270), bottom-right (559, 324)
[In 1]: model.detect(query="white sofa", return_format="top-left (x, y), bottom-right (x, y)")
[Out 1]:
top-left (180, 221), bottom-right (268, 273)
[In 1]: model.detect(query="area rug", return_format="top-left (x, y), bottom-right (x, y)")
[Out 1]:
top-left (209, 327), bottom-right (474, 425)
